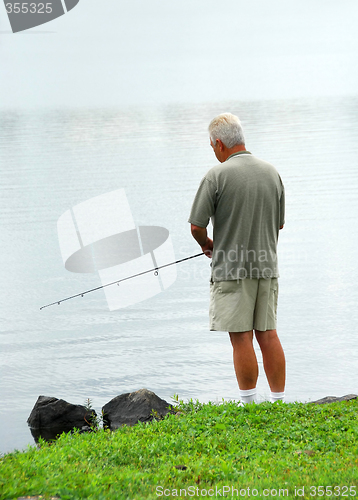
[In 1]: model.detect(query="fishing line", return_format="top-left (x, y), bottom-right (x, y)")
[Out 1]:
top-left (40, 252), bottom-right (205, 310)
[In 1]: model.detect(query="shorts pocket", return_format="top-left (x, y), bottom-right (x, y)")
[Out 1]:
top-left (270, 279), bottom-right (279, 294)
top-left (269, 280), bottom-right (279, 319)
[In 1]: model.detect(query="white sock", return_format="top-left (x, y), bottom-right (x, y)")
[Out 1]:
top-left (239, 388), bottom-right (257, 404)
top-left (270, 391), bottom-right (285, 403)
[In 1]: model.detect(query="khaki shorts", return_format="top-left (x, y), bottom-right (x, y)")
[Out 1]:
top-left (209, 278), bottom-right (278, 332)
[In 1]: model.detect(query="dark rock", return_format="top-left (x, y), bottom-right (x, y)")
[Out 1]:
top-left (102, 388), bottom-right (173, 430)
top-left (27, 396), bottom-right (96, 442)
top-left (310, 394), bottom-right (358, 405)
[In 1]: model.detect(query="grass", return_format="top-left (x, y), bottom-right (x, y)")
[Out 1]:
top-left (0, 399), bottom-right (357, 499)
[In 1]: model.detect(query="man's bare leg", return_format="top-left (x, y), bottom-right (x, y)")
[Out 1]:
top-left (229, 331), bottom-right (258, 390)
top-left (255, 329), bottom-right (285, 393)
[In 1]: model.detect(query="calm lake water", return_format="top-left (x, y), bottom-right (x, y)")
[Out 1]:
top-left (0, 96), bottom-right (357, 455)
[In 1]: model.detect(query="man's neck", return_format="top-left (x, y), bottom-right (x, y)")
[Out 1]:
top-left (221, 144), bottom-right (246, 162)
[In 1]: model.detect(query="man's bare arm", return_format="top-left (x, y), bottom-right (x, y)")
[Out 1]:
top-left (191, 224), bottom-right (213, 258)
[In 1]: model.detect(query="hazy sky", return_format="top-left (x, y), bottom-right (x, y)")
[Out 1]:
top-left (1, 0), bottom-right (358, 108)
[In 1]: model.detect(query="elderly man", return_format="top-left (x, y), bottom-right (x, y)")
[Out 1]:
top-left (188, 113), bottom-right (285, 404)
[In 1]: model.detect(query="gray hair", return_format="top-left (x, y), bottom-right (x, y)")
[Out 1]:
top-left (208, 113), bottom-right (245, 148)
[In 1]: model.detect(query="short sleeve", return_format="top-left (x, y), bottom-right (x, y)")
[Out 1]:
top-left (279, 180), bottom-right (285, 227)
top-left (188, 177), bottom-right (217, 228)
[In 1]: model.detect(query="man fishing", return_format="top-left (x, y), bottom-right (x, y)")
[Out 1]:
top-left (188, 113), bottom-right (286, 404)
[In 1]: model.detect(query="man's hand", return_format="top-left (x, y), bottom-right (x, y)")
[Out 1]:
top-left (190, 224), bottom-right (213, 258)
top-left (201, 237), bottom-right (213, 258)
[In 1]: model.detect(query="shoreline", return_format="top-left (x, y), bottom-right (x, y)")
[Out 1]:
top-left (1, 398), bottom-right (357, 500)
top-left (1, 392), bottom-right (356, 458)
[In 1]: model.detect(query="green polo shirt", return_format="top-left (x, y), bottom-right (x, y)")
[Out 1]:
top-left (188, 151), bottom-right (285, 280)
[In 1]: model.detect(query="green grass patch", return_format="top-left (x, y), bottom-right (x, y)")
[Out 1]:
top-left (1, 400), bottom-right (358, 499)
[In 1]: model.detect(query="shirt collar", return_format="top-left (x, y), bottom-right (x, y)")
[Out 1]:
top-left (226, 151), bottom-right (252, 161)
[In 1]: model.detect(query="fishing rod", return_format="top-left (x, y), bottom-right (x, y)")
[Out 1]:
top-left (40, 252), bottom-right (205, 310)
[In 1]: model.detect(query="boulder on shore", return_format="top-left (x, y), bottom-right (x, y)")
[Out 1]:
top-left (27, 395), bottom-right (96, 442)
top-left (102, 388), bottom-right (173, 430)
top-left (311, 394), bottom-right (357, 404)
